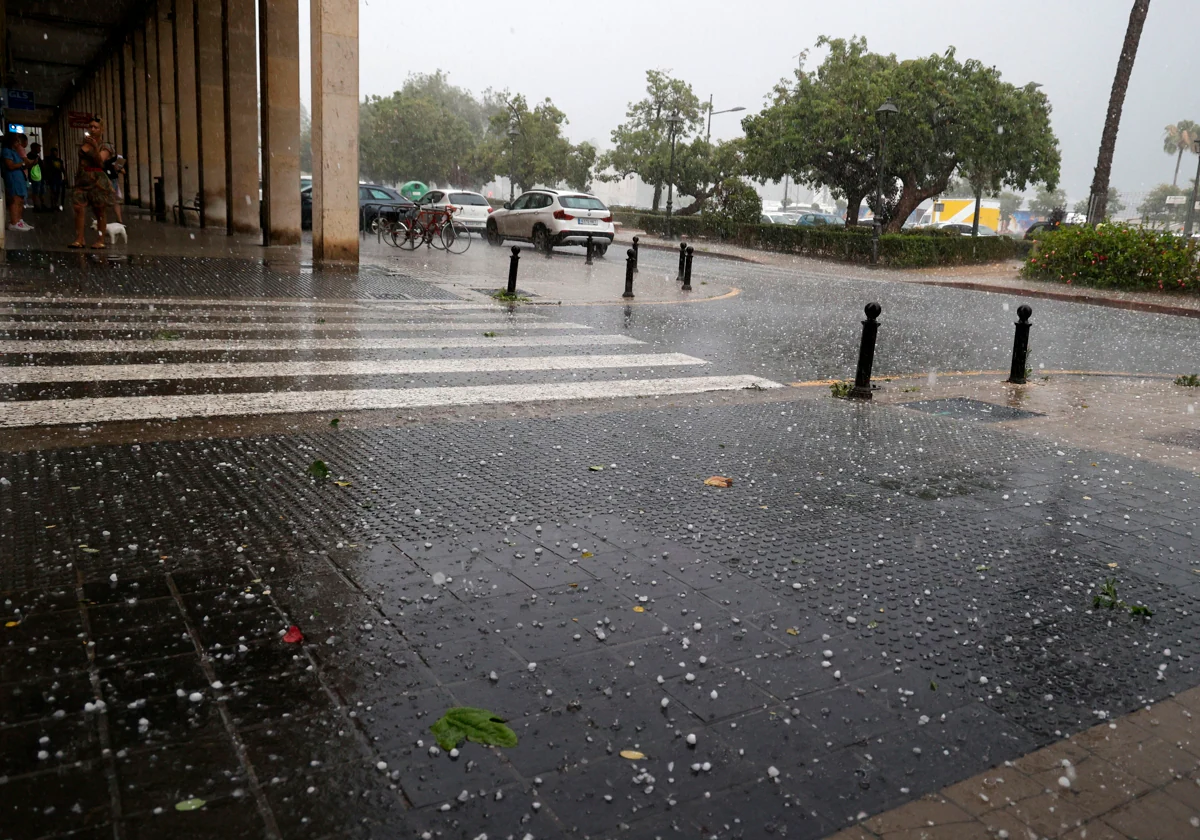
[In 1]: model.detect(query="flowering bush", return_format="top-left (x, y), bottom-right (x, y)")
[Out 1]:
top-left (1023, 225), bottom-right (1200, 293)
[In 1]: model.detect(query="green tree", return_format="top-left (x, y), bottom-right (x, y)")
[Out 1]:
top-left (1086, 0), bottom-right (1151, 225)
top-left (707, 177), bottom-right (762, 229)
top-left (1137, 182), bottom-right (1190, 226)
top-left (998, 191), bottom-right (1024, 225)
top-left (481, 95), bottom-right (592, 194)
top-left (1164, 120), bottom-right (1199, 186)
top-left (1073, 187), bottom-right (1124, 218)
top-left (598, 70), bottom-right (704, 211)
top-left (1028, 186), bottom-right (1068, 217)
top-left (742, 36), bottom-right (1060, 231)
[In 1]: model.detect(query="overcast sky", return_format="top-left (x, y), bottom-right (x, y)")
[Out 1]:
top-left (300, 0), bottom-right (1198, 204)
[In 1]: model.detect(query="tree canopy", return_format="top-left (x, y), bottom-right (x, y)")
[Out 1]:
top-left (742, 36), bottom-right (1061, 230)
top-left (481, 95), bottom-right (595, 194)
top-left (1028, 186), bottom-right (1068, 217)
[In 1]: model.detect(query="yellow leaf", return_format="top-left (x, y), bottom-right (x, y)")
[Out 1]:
top-left (581, 551), bottom-right (593, 558)
top-left (785, 628), bottom-right (799, 636)
top-left (45, 524), bottom-right (56, 529)
top-left (334, 481), bottom-right (352, 487)
top-left (1107, 563), bottom-right (1119, 568)
top-left (1083, 496), bottom-right (1092, 500)
top-left (633, 606), bottom-right (645, 613)
top-left (619, 750), bottom-right (645, 760)
top-left (5, 620), bottom-right (20, 628)
top-left (569, 583), bottom-right (578, 588)
top-left (704, 476), bottom-right (733, 488)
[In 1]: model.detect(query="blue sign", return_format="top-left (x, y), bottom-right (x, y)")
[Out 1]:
top-left (7, 124), bottom-right (26, 135)
top-left (7, 89), bottom-right (36, 111)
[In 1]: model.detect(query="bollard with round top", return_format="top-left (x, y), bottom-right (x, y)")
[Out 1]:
top-left (632, 236), bottom-right (640, 273)
top-left (506, 246), bottom-right (521, 296)
top-left (682, 246), bottom-right (694, 291)
top-left (585, 234), bottom-right (594, 265)
top-left (677, 242), bottom-right (687, 281)
top-left (848, 302), bottom-right (883, 400)
top-left (1007, 304), bottom-right (1033, 384)
top-left (623, 249), bottom-right (636, 298)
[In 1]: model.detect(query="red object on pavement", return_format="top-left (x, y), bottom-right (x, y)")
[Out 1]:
top-left (282, 625), bottom-right (304, 644)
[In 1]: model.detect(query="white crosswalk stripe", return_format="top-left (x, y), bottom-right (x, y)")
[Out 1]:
top-left (0, 295), bottom-right (781, 428)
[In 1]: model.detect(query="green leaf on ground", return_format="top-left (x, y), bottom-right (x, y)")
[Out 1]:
top-left (330, 418), bottom-right (340, 428)
top-left (308, 460), bottom-right (330, 480)
top-left (174, 798), bottom-right (206, 811)
top-left (589, 465), bottom-right (604, 472)
top-left (430, 707), bottom-right (518, 751)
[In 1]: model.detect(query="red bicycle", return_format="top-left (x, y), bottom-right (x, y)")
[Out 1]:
top-left (393, 205), bottom-right (472, 253)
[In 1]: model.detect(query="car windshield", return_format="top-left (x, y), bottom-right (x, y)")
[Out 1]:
top-left (559, 196), bottom-right (607, 210)
top-left (449, 193), bottom-right (488, 206)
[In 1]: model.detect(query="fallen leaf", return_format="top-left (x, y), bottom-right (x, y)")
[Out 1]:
top-left (308, 460), bottom-right (330, 480)
top-left (580, 551), bottom-right (593, 558)
top-left (333, 481), bottom-right (352, 487)
top-left (5, 620), bottom-right (20, 628)
top-left (568, 583), bottom-right (578, 588)
top-left (430, 707), bottom-right (518, 751)
top-left (785, 628), bottom-right (799, 636)
top-left (1107, 563), bottom-right (1119, 569)
top-left (329, 418), bottom-right (340, 428)
top-left (175, 799), bottom-right (206, 811)
top-left (282, 625), bottom-right (304, 644)
top-left (633, 606), bottom-right (645, 613)
top-left (619, 750), bottom-right (646, 760)
top-left (704, 476), bottom-right (733, 488)
top-left (589, 465), bottom-right (605, 472)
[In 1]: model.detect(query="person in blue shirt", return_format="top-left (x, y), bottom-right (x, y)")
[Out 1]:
top-left (2, 133), bottom-right (34, 232)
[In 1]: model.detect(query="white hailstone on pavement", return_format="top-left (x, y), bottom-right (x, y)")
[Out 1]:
top-left (449, 748), bottom-right (460, 758)
top-left (527, 662), bottom-right (537, 672)
top-left (686, 733), bottom-right (697, 746)
top-left (792, 583), bottom-right (802, 590)
top-left (710, 690), bottom-right (719, 700)
top-left (661, 698), bottom-right (670, 708)
top-left (1058, 776), bottom-right (1071, 789)
top-left (767, 766), bottom-right (780, 779)
top-left (693, 622), bottom-right (702, 631)
top-left (823, 650), bottom-right (834, 658)
top-left (376, 761), bottom-right (388, 771)
top-left (979, 676), bottom-right (989, 685)
top-left (189, 692), bottom-right (203, 703)
top-left (685, 673), bottom-right (696, 683)
top-left (698, 656), bottom-right (708, 665)
top-left (489, 671), bottom-right (499, 682)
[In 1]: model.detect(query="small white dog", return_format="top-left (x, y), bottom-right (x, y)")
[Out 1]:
top-left (89, 220), bottom-right (128, 244)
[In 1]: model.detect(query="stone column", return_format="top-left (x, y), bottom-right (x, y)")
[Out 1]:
top-left (194, 0), bottom-right (227, 228)
top-left (258, 0), bottom-right (301, 245)
top-left (137, 23), bottom-right (155, 208)
top-left (156, 0), bottom-right (180, 214)
top-left (224, 0), bottom-right (260, 234)
top-left (310, 0), bottom-right (359, 264)
top-left (122, 38), bottom-right (139, 204)
top-left (173, 0), bottom-right (200, 217)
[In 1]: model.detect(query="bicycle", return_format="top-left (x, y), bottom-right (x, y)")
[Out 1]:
top-left (393, 206), bottom-right (472, 254)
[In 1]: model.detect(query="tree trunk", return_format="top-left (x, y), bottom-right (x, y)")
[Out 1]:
top-left (887, 178), bottom-right (945, 232)
top-left (1174, 148), bottom-right (1183, 186)
top-left (845, 192), bottom-right (864, 226)
top-left (971, 187), bottom-right (982, 237)
top-left (652, 182), bottom-right (662, 212)
top-left (1088, 0), bottom-right (1151, 226)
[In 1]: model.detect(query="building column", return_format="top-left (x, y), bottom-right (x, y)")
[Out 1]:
top-left (194, 0), bottom-right (226, 228)
top-left (134, 25), bottom-right (152, 208)
top-left (122, 37), bottom-right (140, 204)
top-left (174, 0), bottom-right (200, 216)
top-left (310, 0), bottom-right (359, 264)
top-left (157, 0), bottom-right (180, 215)
top-left (258, 0), bottom-right (301, 245)
top-left (224, 0), bottom-right (260, 234)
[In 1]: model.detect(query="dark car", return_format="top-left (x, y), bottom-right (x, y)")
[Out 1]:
top-left (1023, 221), bottom-right (1077, 240)
top-left (795, 212), bottom-right (843, 227)
top-left (301, 183), bottom-right (416, 231)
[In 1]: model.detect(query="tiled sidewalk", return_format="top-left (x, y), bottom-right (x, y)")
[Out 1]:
top-left (827, 687), bottom-right (1200, 840)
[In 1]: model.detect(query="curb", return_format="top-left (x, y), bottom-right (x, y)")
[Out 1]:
top-left (615, 239), bottom-right (757, 265)
top-left (914, 280), bottom-right (1200, 320)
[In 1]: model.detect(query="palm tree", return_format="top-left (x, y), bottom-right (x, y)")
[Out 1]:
top-left (1087, 0), bottom-right (1152, 226)
top-left (1164, 121), bottom-right (1199, 186)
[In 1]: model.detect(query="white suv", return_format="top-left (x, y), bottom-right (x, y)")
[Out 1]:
top-left (414, 189), bottom-right (493, 234)
top-left (486, 189), bottom-right (615, 255)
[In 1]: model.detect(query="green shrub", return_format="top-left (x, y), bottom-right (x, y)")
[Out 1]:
top-left (1023, 225), bottom-right (1200, 293)
top-left (737, 224), bottom-right (1018, 266)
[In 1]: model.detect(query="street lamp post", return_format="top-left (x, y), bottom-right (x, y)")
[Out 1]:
top-left (665, 114), bottom-right (683, 240)
top-left (705, 94), bottom-right (745, 145)
top-left (507, 125), bottom-right (520, 203)
top-left (1185, 138), bottom-right (1200, 239)
top-left (872, 101), bottom-right (900, 267)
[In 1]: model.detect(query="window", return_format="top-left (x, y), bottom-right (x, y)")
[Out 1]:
top-left (510, 194), bottom-right (532, 210)
top-left (527, 193), bottom-right (551, 209)
top-left (558, 195), bottom-right (606, 211)
top-left (369, 188), bottom-right (393, 201)
top-left (449, 192), bottom-right (489, 206)
top-left (358, 187), bottom-right (371, 200)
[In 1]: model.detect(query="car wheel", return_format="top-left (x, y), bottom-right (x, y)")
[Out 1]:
top-left (486, 222), bottom-right (503, 247)
top-left (532, 226), bottom-right (552, 253)
top-left (594, 244), bottom-right (608, 258)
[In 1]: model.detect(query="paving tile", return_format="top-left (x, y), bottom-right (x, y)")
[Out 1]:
top-left (1102, 790), bottom-right (1200, 839)
top-left (1126, 700), bottom-right (1200, 758)
top-left (862, 793), bottom-right (975, 834)
top-left (1003, 791), bottom-right (1090, 838)
top-left (1028, 754), bottom-right (1148, 821)
top-left (0, 764), bottom-right (112, 839)
top-left (1061, 820), bottom-right (1130, 840)
top-left (942, 766), bottom-right (1047, 816)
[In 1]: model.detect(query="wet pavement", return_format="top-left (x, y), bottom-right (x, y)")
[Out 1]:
top-left (2, 245), bottom-right (1199, 839)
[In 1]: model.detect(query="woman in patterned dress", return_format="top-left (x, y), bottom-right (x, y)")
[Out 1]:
top-left (69, 116), bottom-right (117, 249)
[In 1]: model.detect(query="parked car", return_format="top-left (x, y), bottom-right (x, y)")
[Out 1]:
top-left (937, 222), bottom-right (998, 237)
top-left (795, 212), bottom-right (843, 227)
top-left (300, 183), bottom-right (415, 231)
top-left (415, 189), bottom-right (493, 234)
top-left (486, 189), bottom-right (614, 254)
top-left (761, 213), bottom-right (793, 225)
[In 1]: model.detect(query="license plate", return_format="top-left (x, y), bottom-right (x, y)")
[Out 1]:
top-left (578, 219), bottom-right (598, 225)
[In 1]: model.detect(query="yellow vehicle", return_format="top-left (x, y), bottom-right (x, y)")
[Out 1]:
top-left (926, 197), bottom-right (1001, 231)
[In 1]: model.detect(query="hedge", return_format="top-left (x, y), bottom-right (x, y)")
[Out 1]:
top-left (1023, 225), bottom-right (1200, 293)
top-left (637, 215), bottom-right (1021, 266)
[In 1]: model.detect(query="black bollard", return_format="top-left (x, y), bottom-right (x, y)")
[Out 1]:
top-left (682, 246), bottom-right (694, 291)
top-left (677, 242), bottom-right (687, 281)
top-left (632, 236), bottom-right (640, 273)
top-left (585, 234), bottom-right (594, 265)
top-left (848, 302), bottom-right (883, 401)
top-left (506, 246), bottom-right (520, 296)
top-left (1007, 304), bottom-right (1033, 384)
top-left (623, 248), bottom-right (636, 298)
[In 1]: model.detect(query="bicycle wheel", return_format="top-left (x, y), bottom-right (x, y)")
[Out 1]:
top-left (441, 220), bottom-right (472, 254)
top-left (426, 220), bottom-right (448, 250)
top-left (395, 220), bottom-right (424, 251)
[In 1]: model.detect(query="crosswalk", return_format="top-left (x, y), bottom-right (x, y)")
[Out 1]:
top-left (0, 296), bottom-right (781, 429)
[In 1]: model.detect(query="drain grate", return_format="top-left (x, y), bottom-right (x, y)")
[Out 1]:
top-left (901, 397), bottom-right (1044, 423)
